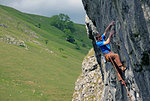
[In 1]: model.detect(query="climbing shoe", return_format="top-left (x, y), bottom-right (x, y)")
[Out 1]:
top-left (120, 66), bottom-right (127, 72)
top-left (121, 80), bottom-right (127, 86)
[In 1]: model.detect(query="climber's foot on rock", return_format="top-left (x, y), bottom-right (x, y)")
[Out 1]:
top-left (121, 80), bottom-right (127, 86)
top-left (120, 66), bottom-right (127, 72)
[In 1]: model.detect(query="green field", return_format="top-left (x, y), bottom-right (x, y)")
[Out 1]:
top-left (0, 5), bottom-right (91, 101)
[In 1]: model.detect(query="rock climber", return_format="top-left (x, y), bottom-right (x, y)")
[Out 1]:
top-left (96, 21), bottom-right (127, 73)
top-left (96, 21), bottom-right (133, 101)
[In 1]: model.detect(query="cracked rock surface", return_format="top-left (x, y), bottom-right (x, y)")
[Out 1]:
top-left (73, 0), bottom-right (150, 101)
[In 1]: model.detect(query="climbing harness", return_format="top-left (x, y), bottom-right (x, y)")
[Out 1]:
top-left (108, 56), bottom-right (134, 101)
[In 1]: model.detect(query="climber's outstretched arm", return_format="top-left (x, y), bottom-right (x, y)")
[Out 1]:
top-left (103, 21), bottom-right (115, 36)
top-left (103, 30), bottom-right (114, 45)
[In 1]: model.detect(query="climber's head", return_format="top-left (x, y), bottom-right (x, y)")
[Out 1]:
top-left (96, 33), bottom-right (102, 41)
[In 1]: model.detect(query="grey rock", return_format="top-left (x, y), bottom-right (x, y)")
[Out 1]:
top-left (73, 0), bottom-right (150, 101)
top-left (72, 49), bottom-right (103, 101)
top-left (0, 24), bottom-right (8, 28)
top-left (0, 35), bottom-right (28, 49)
top-left (24, 29), bottom-right (39, 39)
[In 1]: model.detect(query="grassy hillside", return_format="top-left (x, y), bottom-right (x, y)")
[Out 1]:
top-left (0, 5), bottom-right (92, 50)
top-left (0, 5), bottom-right (91, 101)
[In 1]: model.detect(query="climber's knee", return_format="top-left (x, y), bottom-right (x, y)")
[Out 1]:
top-left (114, 53), bottom-right (119, 57)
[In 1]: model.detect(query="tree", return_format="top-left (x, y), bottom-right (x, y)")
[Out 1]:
top-left (63, 29), bottom-right (72, 35)
top-left (66, 35), bottom-right (75, 43)
top-left (82, 43), bottom-right (87, 47)
top-left (63, 29), bottom-right (75, 43)
top-left (59, 13), bottom-right (70, 22)
top-left (35, 23), bottom-right (41, 28)
top-left (50, 13), bottom-right (74, 32)
top-left (75, 43), bottom-right (80, 50)
top-left (45, 40), bottom-right (48, 44)
top-left (50, 15), bottom-right (64, 30)
top-left (50, 13), bottom-right (75, 44)
top-left (65, 21), bottom-right (74, 32)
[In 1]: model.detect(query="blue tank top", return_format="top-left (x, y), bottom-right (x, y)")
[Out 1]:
top-left (96, 34), bottom-right (111, 54)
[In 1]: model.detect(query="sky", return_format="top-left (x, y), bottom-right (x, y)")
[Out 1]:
top-left (0, 0), bottom-right (86, 24)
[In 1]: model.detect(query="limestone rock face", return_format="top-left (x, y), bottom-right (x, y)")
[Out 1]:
top-left (72, 49), bottom-right (103, 101)
top-left (73, 0), bottom-right (150, 101)
top-left (142, 1), bottom-right (150, 38)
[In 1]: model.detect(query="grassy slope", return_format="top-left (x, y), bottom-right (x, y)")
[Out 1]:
top-left (0, 5), bottom-right (91, 101)
top-left (0, 5), bottom-right (92, 50)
